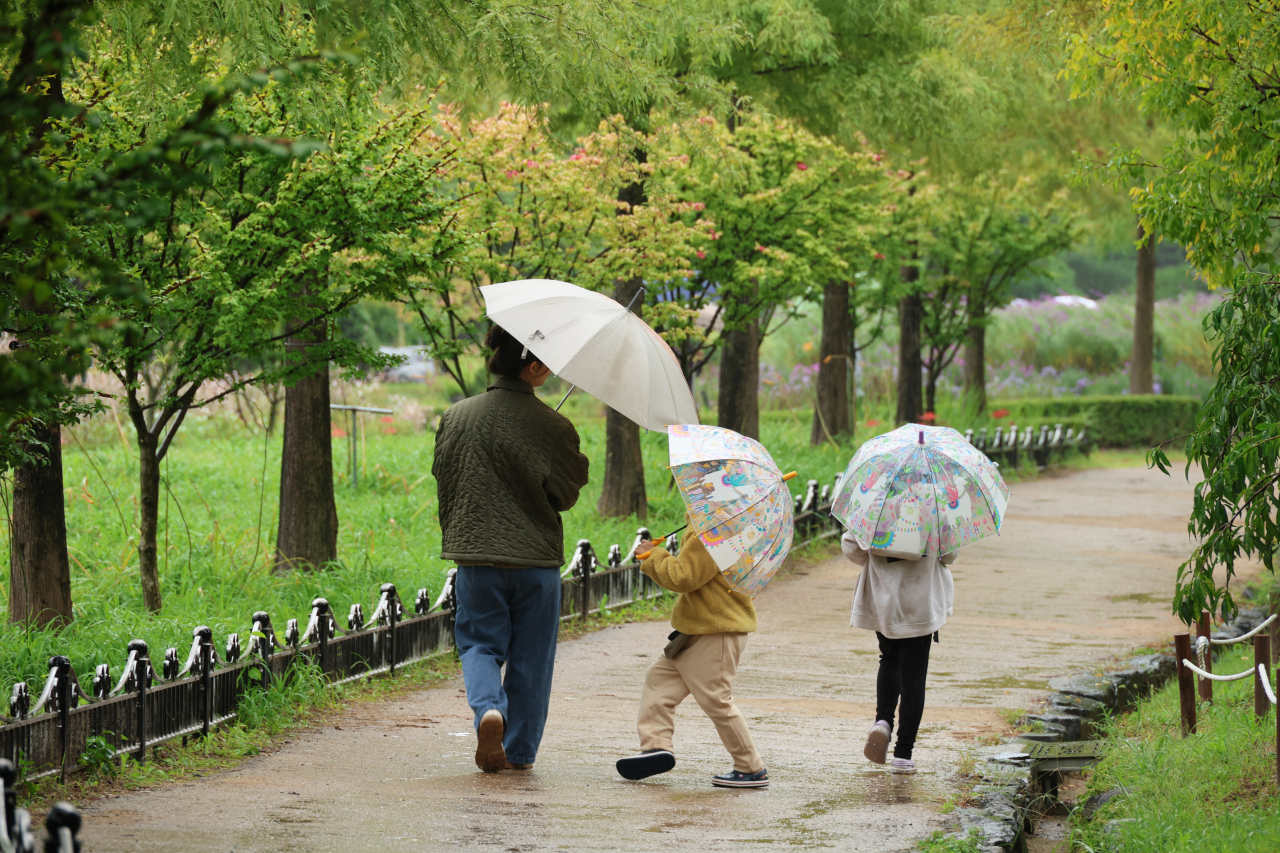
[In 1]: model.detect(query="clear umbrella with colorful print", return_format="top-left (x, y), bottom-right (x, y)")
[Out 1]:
top-left (829, 423), bottom-right (1010, 557)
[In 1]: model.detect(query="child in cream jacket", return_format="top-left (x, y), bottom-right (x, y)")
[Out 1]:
top-left (842, 528), bottom-right (958, 775)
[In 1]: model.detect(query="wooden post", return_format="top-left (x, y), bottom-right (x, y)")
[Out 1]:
top-left (1271, 589), bottom-right (1279, 666)
top-left (1175, 633), bottom-right (1197, 736)
top-left (1197, 610), bottom-right (1213, 703)
top-left (1255, 634), bottom-right (1272, 720)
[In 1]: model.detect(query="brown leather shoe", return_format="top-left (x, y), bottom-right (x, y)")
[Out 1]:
top-left (505, 762), bottom-right (533, 770)
top-left (475, 710), bottom-right (507, 772)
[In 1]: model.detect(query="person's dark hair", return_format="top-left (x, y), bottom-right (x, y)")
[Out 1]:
top-left (485, 325), bottom-right (539, 379)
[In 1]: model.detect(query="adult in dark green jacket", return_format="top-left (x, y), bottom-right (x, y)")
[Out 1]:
top-left (432, 325), bottom-right (589, 773)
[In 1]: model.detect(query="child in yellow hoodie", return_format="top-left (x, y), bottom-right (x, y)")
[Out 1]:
top-left (614, 523), bottom-right (768, 788)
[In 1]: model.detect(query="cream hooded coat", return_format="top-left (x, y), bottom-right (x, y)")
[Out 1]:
top-left (841, 529), bottom-right (957, 640)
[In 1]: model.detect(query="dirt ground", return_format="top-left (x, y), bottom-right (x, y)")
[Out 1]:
top-left (79, 465), bottom-right (1199, 852)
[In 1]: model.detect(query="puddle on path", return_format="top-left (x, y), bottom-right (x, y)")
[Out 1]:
top-left (1108, 592), bottom-right (1166, 605)
top-left (760, 773), bottom-right (952, 847)
top-left (950, 674), bottom-right (1050, 691)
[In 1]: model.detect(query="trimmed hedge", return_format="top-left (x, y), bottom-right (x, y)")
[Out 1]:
top-left (990, 395), bottom-right (1202, 449)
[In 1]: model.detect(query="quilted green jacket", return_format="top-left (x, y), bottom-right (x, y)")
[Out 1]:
top-left (432, 376), bottom-right (590, 567)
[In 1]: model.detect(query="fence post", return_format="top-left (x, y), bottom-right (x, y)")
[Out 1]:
top-left (44, 801), bottom-right (81, 853)
top-left (1, 757), bottom-right (15, 845)
top-left (130, 639), bottom-right (150, 762)
top-left (1174, 633), bottom-right (1196, 736)
top-left (316, 599), bottom-right (331, 680)
top-left (384, 584), bottom-right (399, 677)
top-left (1271, 587), bottom-right (1279, 666)
top-left (1255, 634), bottom-right (1272, 720)
top-left (1197, 610), bottom-right (1213, 703)
top-left (49, 656), bottom-right (71, 784)
top-left (200, 636), bottom-right (214, 738)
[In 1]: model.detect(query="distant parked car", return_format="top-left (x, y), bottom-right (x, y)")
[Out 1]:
top-left (380, 346), bottom-right (436, 382)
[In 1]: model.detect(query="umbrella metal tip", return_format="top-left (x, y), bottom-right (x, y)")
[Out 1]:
top-left (782, 471), bottom-right (798, 481)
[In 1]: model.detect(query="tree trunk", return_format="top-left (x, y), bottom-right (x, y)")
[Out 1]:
top-left (848, 295), bottom-right (859, 431)
top-left (925, 364), bottom-right (938, 416)
top-left (597, 276), bottom-right (648, 519)
top-left (811, 280), bottom-right (850, 445)
top-left (9, 270), bottom-right (73, 626)
top-left (275, 343), bottom-right (339, 572)
top-left (1131, 219), bottom-right (1156, 395)
top-left (8, 420), bottom-right (72, 627)
top-left (895, 274), bottom-right (923, 424)
top-left (962, 300), bottom-right (988, 416)
top-left (137, 431), bottom-right (163, 612)
top-left (718, 312), bottom-right (760, 440)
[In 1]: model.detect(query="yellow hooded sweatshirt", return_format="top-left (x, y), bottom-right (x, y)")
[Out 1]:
top-left (640, 525), bottom-right (757, 635)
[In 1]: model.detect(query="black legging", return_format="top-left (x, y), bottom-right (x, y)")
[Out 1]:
top-left (875, 631), bottom-right (934, 760)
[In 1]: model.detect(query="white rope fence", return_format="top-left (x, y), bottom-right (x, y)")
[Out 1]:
top-left (1180, 658), bottom-right (1267, 684)
top-left (1261, 665), bottom-right (1278, 706)
top-left (1176, 615), bottom-right (1280, 786)
top-left (1206, 613), bottom-right (1276, 645)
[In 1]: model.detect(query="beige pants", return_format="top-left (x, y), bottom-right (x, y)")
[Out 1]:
top-left (637, 632), bottom-right (763, 773)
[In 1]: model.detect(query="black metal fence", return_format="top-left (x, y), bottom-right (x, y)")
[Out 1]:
top-left (0, 552), bottom-right (669, 783)
top-left (0, 422), bottom-right (1086, 785)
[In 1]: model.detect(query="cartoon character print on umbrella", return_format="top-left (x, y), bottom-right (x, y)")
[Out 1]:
top-left (674, 459), bottom-right (777, 532)
top-left (927, 453), bottom-right (999, 554)
top-left (666, 423), bottom-right (796, 598)
top-left (698, 488), bottom-right (794, 598)
top-left (832, 451), bottom-right (908, 552)
top-left (868, 467), bottom-right (938, 555)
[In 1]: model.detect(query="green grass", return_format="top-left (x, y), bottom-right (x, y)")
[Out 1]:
top-left (1071, 647), bottom-right (1280, 853)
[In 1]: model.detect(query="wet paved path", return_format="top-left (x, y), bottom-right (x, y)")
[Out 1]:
top-left (81, 466), bottom-right (1194, 852)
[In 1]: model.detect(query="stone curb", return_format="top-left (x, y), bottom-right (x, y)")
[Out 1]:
top-left (930, 605), bottom-right (1271, 852)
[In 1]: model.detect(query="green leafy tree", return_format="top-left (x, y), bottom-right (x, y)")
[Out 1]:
top-left (410, 104), bottom-right (716, 520)
top-left (930, 175), bottom-right (1082, 415)
top-left (654, 111), bottom-right (887, 440)
top-left (1072, 0), bottom-right (1280, 620)
top-left (72, 73), bottom-right (461, 610)
top-left (419, 103), bottom-right (712, 395)
top-left (0, 1), bottom-right (342, 624)
top-left (1152, 275), bottom-right (1280, 622)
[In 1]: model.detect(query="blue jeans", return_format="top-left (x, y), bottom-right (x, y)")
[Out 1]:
top-left (454, 566), bottom-right (561, 765)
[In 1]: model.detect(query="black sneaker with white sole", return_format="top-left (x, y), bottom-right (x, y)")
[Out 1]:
top-left (711, 767), bottom-right (769, 788)
top-left (616, 749), bottom-right (676, 780)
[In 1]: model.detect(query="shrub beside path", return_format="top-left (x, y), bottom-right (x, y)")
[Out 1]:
top-left (81, 466), bottom-right (1194, 851)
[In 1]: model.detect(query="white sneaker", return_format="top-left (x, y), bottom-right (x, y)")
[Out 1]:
top-left (890, 757), bottom-right (916, 774)
top-left (863, 720), bottom-right (891, 765)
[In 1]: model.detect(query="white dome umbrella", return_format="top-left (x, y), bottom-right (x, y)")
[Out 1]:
top-left (479, 279), bottom-right (700, 431)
